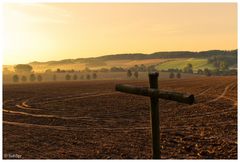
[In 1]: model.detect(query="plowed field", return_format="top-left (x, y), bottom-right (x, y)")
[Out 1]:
top-left (3, 76), bottom-right (237, 159)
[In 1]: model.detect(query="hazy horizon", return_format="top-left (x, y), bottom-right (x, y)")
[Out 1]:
top-left (3, 3), bottom-right (237, 65)
top-left (2, 48), bottom-right (237, 66)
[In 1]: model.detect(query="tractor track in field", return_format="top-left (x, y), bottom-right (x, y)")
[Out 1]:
top-left (190, 82), bottom-right (235, 105)
top-left (4, 92), bottom-right (119, 109)
top-left (3, 109), bottom-right (99, 120)
top-left (16, 102), bottom-right (42, 111)
top-left (4, 91), bottom-right (121, 112)
top-left (222, 96), bottom-right (237, 106)
top-left (153, 80), bottom-right (231, 110)
top-left (3, 86), bottom-right (212, 121)
top-left (18, 81), bottom-right (217, 108)
top-left (205, 82), bottom-right (235, 103)
top-left (195, 87), bottom-right (212, 97)
top-left (167, 82), bottom-right (237, 120)
top-left (3, 92), bottom-right (122, 122)
top-left (161, 82), bottom-right (236, 119)
top-left (3, 82), bottom-right (235, 125)
top-left (3, 83), bottom-right (236, 132)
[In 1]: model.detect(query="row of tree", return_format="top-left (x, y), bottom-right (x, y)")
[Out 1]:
top-left (64, 73), bottom-right (97, 80)
top-left (197, 68), bottom-right (237, 76)
top-left (12, 73), bottom-right (98, 83)
top-left (160, 64), bottom-right (193, 74)
top-left (13, 74), bottom-right (42, 82)
top-left (86, 64), bottom-right (158, 73)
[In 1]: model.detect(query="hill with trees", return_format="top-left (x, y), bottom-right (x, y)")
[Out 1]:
top-left (3, 49), bottom-right (237, 73)
top-left (29, 49), bottom-right (237, 64)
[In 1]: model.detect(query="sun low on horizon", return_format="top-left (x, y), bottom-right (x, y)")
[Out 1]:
top-left (3, 3), bottom-right (237, 65)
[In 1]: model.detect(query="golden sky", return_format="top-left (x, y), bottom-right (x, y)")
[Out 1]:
top-left (3, 3), bottom-right (237, 65)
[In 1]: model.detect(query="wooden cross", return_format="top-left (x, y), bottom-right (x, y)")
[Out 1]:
top-left (115, 72), bottom-right (195, 159)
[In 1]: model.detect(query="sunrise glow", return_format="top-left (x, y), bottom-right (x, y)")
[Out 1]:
top-left (3, 3), bottom-right (237, 65)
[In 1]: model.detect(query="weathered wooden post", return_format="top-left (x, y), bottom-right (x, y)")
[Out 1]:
top-left (115, 73), bottom-right (194, 159)
top-left (148, 72), bottom-right (160, 159)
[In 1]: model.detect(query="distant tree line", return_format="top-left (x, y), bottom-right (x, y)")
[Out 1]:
top-left (160, 64), bottom-right (193, 74)
top-left (27, 50), bottom-right (237, 67)
top-left (161, 61), bottom-right (237, 76)
top-left (12, 72), bottom-right (98, 83)
top-left (150, 50), bottom-right (237, 59)
top-left (197, 68), bottom-right (237, 76)
top-left (12, 74), bottom-right (43, 83)
top-left (207, 55), bottom-right (236, 71)
top-left (8, 53), bottom-right (237, 84)
top-left (65, 73), bottom-right (97, 81)
top-left (50, 64), bottom-right (159, 73)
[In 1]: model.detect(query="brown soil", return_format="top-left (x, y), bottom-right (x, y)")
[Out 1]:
top-left (3, 76), bottom-right (237, 159)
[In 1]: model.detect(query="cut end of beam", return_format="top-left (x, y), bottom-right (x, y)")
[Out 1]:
top-left (188, 95), bottom-right (195, 105)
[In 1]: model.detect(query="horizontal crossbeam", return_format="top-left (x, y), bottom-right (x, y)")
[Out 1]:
top-left (115, 84), bottom-right (194, 104)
